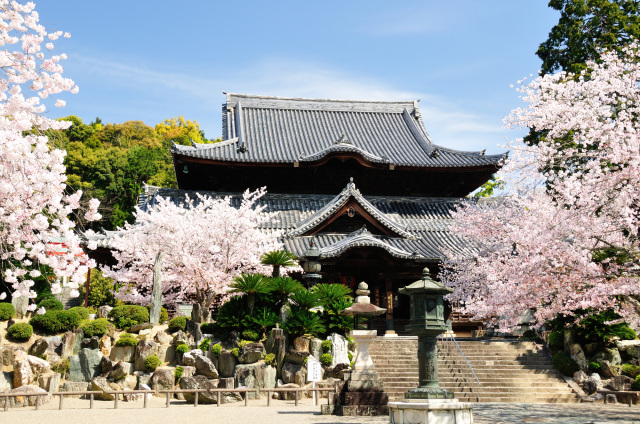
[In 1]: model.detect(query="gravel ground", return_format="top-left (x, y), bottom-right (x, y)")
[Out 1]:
top-left (0, 397), bottom-right (638, 424)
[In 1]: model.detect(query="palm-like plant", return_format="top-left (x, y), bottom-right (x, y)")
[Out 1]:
top-left (283, 309), bottom-right (326, 338)
top-left (312, 283), bottom-right (353, 307)
top-left (289, 288), bottom-right (323, 311)
top-left (260, 250), bottom-right (299, 278)
top-left (271, 276), bottom-right (305, 308)
top-left (252, 307), bottom-right (279, 339)
top-left (228, 273), bottom-right (274, 315)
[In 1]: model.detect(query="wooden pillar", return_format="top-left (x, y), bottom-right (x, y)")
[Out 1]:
top-left (385, 278), bottom-right (396, 336)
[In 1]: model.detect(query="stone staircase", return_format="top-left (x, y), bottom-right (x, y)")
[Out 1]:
top-left (369, 337), bottom-right (582, 403)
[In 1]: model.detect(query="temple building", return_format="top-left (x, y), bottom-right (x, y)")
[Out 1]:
top-left (92, 93), bottom-right (505, 335)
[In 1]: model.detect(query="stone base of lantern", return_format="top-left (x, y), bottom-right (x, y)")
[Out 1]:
top-left (388, 399), bottom-right (473, 424)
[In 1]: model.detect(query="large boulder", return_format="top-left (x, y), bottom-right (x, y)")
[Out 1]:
top-left (616, 340), bottom-right (640, 359)
top-left (62, 381), bottom-right (90, 398)
top-left (110, 346), bottom-right (135, 363)
top-left (81, 336), bottom-right (100, 350)
top-left (0, 385), bottom-right (50, 408)
top-left (309, 338), bottom-right (322, 361)
top-left (0, 371), bottom-right (13, 391)
top-left (151, 367), bottom-right (175, 393)
top-left (605, 375), bottom-right (635, 391)
top-left (593, 348), bottom-right (622, 366)
top-left (235, 362), bottom-right (276, 399)
top-left (599, 360), bottom-right (620, 378)
top-left (573, 370), bottom-right (588, 385)
top-left (13, 350), bottom-right (33, 388)
top-left (281, 362), bottom-right (306, 386)
top-left (276, 382), bottom-right (300, 400)
top-left (1, 346), bottom-right (24, 367)
top-left (29, 336), bottom-right (62, 359)
top-left (37, 371), bottom-right (60, 393)
top-left (60, 331), bottom-right (77, 359)
top-left (583, 373), bottom-right (603, 394)
top-left (154, 331), bottom-right (173, 346)
top-left (97, 306), bottom-right (112, 319)
top-left (569, 343), bottom-right (588, 371)
top-left (179, 375), bottom-right (218, 404)
top-left (284, 350), bottom-right (309, 366)
top-left (135, 340), bottom-right (159, 371)
top-left (218, 350), bottom-right (237, 378)
top-left (128, 323), bottom-right (154, 334)
top-left (293, 337), bottom-right (310, 353)
top-left (68, 348), bottom-right (104, 382)
top-left (172, 331), bottom-right (192, 347)
top-left (238, 343), bottom-right (265, 364)
top-left (195, 354), bottom-right (218, 378)
top-left (109, 361), bottom-right (133, 380)
top-left (91, 377), bottom-right (118, 400)
top-left (27, 355), bottom-right (51, 375)
top-left (136, 371), bottom-right (153, 389)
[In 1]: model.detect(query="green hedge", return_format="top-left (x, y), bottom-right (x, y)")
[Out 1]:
top-left (552, 352), bottom-right (580, 376)
top-left (320, 353), bottom-right (333, 366)
top-left (168, 316), bottom-right (188, 333)
top-left (115, 333), bottom-right (139, 347)
top-left (144, 355), bottom-right (162, 372)
top-left (108, 305), bottom-right (149, 329)
top-left (68, 307), bottom-right (91, 320)
top-left (547, 331), bottom-right (564, 351)
top-left (6, 322), bottom-right (33, 341)
top-left (0, 302), bottom-right (15, 320)
top-left (37, 298), bottom-right (64, 311)
top-left (30, 310), bottom-right (81, 334)
top-left (622, 364), bottom-right (640, 379)
top-left (80, 318), bottom-right (109, 337)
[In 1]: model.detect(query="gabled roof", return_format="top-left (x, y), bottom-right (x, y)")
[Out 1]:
top-left (316, 226), bottom-right (421, 260)
top-left (171, 93), bottom-right (505, 169)
top-left (286, 179), bottom-right (415, 239)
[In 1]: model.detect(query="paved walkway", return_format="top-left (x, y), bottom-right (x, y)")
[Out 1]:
top-left (0, 398), bottom-right (638, 423)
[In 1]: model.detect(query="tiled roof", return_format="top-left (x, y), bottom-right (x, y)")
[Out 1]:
top-left (171, 93), bottom-right (505, 169)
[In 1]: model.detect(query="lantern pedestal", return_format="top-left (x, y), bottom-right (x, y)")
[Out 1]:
top-left (388, 399), bottom-right (473, 424)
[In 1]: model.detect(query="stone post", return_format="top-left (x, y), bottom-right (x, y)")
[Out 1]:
top-left (149, 251), bottom-right (163, 325)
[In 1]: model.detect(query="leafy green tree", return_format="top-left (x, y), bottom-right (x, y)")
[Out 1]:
top-left (537, 0), bottom-right (640, 75)
top-left (155, 116), bottom-right (218, 146)
top-left (228, 273), bottom-right (274, 315)
top-left (260, 250), bottom-right (299, 278)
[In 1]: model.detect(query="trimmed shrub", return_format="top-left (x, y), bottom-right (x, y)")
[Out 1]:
top-left (632, 375), bottom-right (640, 391)
top-left (30, 310), bottom-right (81, 334)
top-left (589, 361), bottom-right (601, 373)
top-left (68, 307), bottom-right (91, 320)
top-left (201, 322), bottom-right (216, 334)
top-left (108, 305), bottom-right (149, 329)
top-left (80, 318), bottom-right (109, 337)
top-left (552, 352), bottom-right (580, 376)
top-left (168, 316), bottom-right (188, 333)
top-left (230, 348), bottom-right (239, 357)
top-left (115, 333), bottom-right (139, 347)
top-left (145, 355), bottom-right (162, 372)
top-left (37, 298), bottom-right (63, 311)
top-left (146, 305), bottom-right (168, 324)
top-left (7, 322), bottom-right (33, 341)
top-left (321, 340), bottom-right (332, 353)
top-left (51, 358), bottom-right (70, 376)
top-left (237, 340), bottom-right (252, 349)
top-left (320, 353), bottom-right (333, 366)
top-left (0, 302), bottom-right (15, 320)
top-left (211, 344), bottom-right (222, 356)
top-left (241, 329), bottom-right (259, 342)
top-left (622, 364), bottom-right (640, 379)
top-left (615, 327), bottom-right (637, 341)
top-left (264, 353), bottom-right (276, 366)
top-left (175, 344), bottom-right (189, 355)
top-left (547, 331), bottom-right (564, 351)
top-left (198, 338), bottom-right (211, 352)
top-left (175, 366), bottom-right (184, 383)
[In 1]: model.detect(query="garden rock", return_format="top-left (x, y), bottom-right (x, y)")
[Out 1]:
top-left (276, 382), bottom-right (300, 400)
top-left (1, 346), bottom-right (24, 367)
top-left (136, 371), bottom-right (153, 388)
top-left (154, 331), bottom-right (173, 345)
top-left (91, 377), bottom-right (117, 400)
top-left (128, 322), bottom-right (154, 333)
top-left (265, 328), bottom-right (283, 354)
top-left (100, 356), bottom-right (116, 374)
top-left (182, 365), bottom-right (195, 378)
top-left (182, 352), bottom-right (196, 366)
top-left (573, 370), bottom-right (588, 384)
top-left (281, 362), bottom-right (306, 386)
top-left (328, 333), bottom-right (349, 366)
top-left (68, 348), bottom-right (104, 381)
top-left (238, 343), bottom-right (265, 364)
top-left (109, 361), bottom-right (132, 380)
top-left (62, 381), bottom-right (90, 397)
top-left (150, 367), bottom-right (175, 392)
top-left (293, 336), bottom-right (310, 352)
top-left (100, 335), bottom-right (112, 357)
top-left (29, 336), bottom-right (61, 358)
top-left (180, 375), bottom-right (218, 404)
top-left (218, 350), bottom-right (237, 378)
top-left (599, 360), bottom-right (620, 378)
top-left (0, 371), bottom-right (13, 391)
top-left (235, 362), bottom-right (276, 399)
top-left (593, 348), bottom-right (622, 366)
top-left (0, 385), bottom-right (49, 408)
top-left (121, 388), bottom-right (142, 402)
top-left (110, 345), bottom-right (135, 362)
top-left (605, 375), bottom-right (635, 391)
top-left (583, 373), bottom-right (602, 394)
top-left (309, 338), bottom-right (322, 361)
top-left (195, 354), bottom-right (218, 378)
top-left (121, 375), bottom-right (137, 390)
top-left (218, 377), bottom-right (242, 404)
top-left (37, 371), bottom-right (60, 393)
top-left (569, 343), bottom-right (588, 371)
top-left (157, 344), bottom-right (171, 363)
top-left (135, 340), bottom-right (159, 371)
top-left (172, 330), bottom-right (192, 346)
top-left (60, 331), bottom-right (76, 359)
top-left (11, 295), bottom-right (28, 319)
top-left (284, 350), bottom-right (309, 366)
top-left (324, 363), bottom-right (349, 379)
top-left (27, 355), bottom-right (50, 375)
top-left (81, 336), bottom-right (100, 350)
top-left (616, 340), bottom-right (640, 358)
top-left (97, 306), bottom-right (112, 319)
top-left (13, 350), bottom-right (33, 388)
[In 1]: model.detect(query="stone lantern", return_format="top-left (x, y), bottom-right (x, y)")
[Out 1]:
top-left (398, 267), bottom-right (454, 399)
top-left (301, 240), bottom-right (322, 287)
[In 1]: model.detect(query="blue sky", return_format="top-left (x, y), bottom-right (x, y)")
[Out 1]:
top-left (37, 1), bottom-right (558, 155)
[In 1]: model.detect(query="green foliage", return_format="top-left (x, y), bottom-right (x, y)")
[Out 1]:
top-left (198, 338), bottom-right (211, 352)
top-left (115, 333), bottom-right (138, 347)
top-left (283, 309), bottom-right (326, 338)
top-left (589, 361), bottom-right (602, 373)
top-left (269, 276), bottom-right (304, 308)
top-left (347, 337), bottom-right (357, 351)
top-left (144, 355), bottom-right (162, 372)
top-left (175, 344), bottom-right (190, 354)
top-left (237, 340), bottom-right (253, 349)
top-left (348, 351), bottom-right (353, 362)
top-left (37, 298), bottom-right (63, 311)
top-left (264, 353), bottom-right (276, 366)
top-left (0, 302), bottom-right (15, 320)
top-left (30, 310), bottom-right (81, 334)
top-left (537, 0), bottom-right (640, 75)
top-left (201, 322), bottom-right (217, 334)
top-left (168, 316), bottom-right (189, 333)
top-left (260, 250), bottom-right (299, 278)
top-left (87, 269), bottom-right (118, 307)
top-left (211, 344), bottom-right (222, 356)
top-left (6, 322), bottom-right (33, 341)
top-left (472, 175), bottom-right (505, 198)
top-left (320, 353), bottom-right (333, 366)
top-left (319, 297), bottom-right (354, 337)
top-left (174, 366), bottom-right (184, 383)
top-left (108, 305), bottom-right (149, 329)
top-left (548, 309), bottom-right (637, 345)
top-left (289, 289), bottom-right (322, 311)
top-left (321, 340), bottom-right (332, 353)
top-left (242, 329), bottom-right (259, 342)
top-left (229, 273), bottom-right (274, 314)
top-left (552, 352), bottom-right (580, 376)
top-left (230, 348), bottom-right (239, 357)
top-left (215, 296), bottom-right (251, 332)
top-left (251, 307), bottom-right (279, 339)
top-left (521, 329), bottom-right (537, 339)
top-left (622, 364), bottom-right (640, 378)
top-left (313, 283), bottom-right (352, 306)
top-left (632, 375), bottom-right (640, 391)
top-left (79, 318), bottom-right (109, 337)
top-left (146, 305), bottom-right (168, 323)
top-left (51, 358), bottom-right (70, 376)
top-left (547, 331), bottom-right (564, 351)
top-left (68, 307), bottom-right (91, 320)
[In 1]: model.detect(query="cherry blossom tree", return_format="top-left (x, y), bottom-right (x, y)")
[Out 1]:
top-left (0, 1), bottom-right (100, 307)
top-left (441, 44), bottom-right (640, 329)
top-left (100, 188), bottom-right (282, 325)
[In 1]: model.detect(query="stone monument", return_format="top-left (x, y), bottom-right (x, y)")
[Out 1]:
top-left (339, 281), bottom-right (387, 416)
top-left (388, 268), bottom-right (473, 424)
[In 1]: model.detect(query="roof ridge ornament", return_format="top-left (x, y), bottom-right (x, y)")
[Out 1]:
top-left (334, 132), bottom-right (351, 145)
top-left (430, 148), bottom-right (440, 159)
